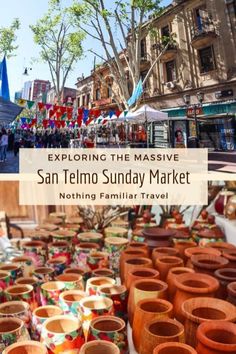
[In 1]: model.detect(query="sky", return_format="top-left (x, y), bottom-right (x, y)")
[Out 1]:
top-left (0, 0), bottom-right (172, 101)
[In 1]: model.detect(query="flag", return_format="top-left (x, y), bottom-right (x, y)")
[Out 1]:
top-left (127, 79), bottom-right (143, 107)
top-left (0, 57), bottom-right (10, 101)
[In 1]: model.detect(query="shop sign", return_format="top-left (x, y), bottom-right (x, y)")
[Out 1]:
top-left (186, 107), bottom-right (203, 118)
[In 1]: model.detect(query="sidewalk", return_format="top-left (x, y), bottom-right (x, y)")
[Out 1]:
top-left (0, 151), bottom-right (19, 173)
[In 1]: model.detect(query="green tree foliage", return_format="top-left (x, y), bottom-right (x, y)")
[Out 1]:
top-left (30, 0), bottom-right (85, 103)
top-left (0, 19), bottom-right (20, 58)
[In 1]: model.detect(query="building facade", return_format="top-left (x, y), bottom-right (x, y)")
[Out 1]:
top-left (21, 80), bottom-right (51, 101)
top-left (76, 75), bottom-right (93, 109)
top-left (47, 87), bottom-right (77, 105)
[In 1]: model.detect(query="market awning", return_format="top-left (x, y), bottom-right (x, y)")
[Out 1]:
top-left (0, 96), bottom-right (23, 125)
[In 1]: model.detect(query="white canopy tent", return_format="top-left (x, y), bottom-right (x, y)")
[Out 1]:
top-left (122, 104), bottom-right (169, 123)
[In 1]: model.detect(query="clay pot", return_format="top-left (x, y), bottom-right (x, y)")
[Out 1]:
top-left (40, 281), bottom-right (65, 306)
top-left (133, 298), bottom-right (173, 352)
top-left (128, 279), bottom-right (168, 326)
top-left (32, 305), bottom-right (63, 340)
top-left (111, 219), bottom-right (129, 229)
top-left (155, 256), bottom-right (184, 281)
top-left (56, 273), bottom-right (83, 290)
top-left (92, 268), bottom-right (115, 278)
top-left (120, 249), bottom-right (148, 283)
top-left (51, 229), bottom-right (76, 244)
top-left (79, 295), bottom-right (114, 336)
top-left (74, 243), bottom-right (100, 270)
top-left (88, 316), bottom-right (128, 354)
top-left (87, 251), bottom-right (109, 271)
top-left (127, 242), bottom-right (148, 255)
top-left (174, 241), bottom-right (197, 262)
top-left (182, 297), bottom-right (236, 347)
top-left (124, 257), bottom-right (153, 287)
top-left (104, 227), bottom-right (128, 238)
top-left (77, 232), bottom-right (103, 244)
top-left (0, 271), bottom-right (11, 293)
top-left (215, 190), bottom-right (234, 215)
top-left (153, 342), bottom-right (197, 354)
top-left (104, 237), bottom-right (129, 276)
top-left (15, 277), bottom-right (37, 287)
top-left (126, 267), bottom-right (160, 290)
top-left (5, 284), bottom-right (36, 311)
top-left (64, 267), bottom-right (85, 276)
top-left (191, 254), bottom-right (229, 276)
top-left (227, 282), bottom-right (236, 305)
top-left (173, 272), bottom-right (219, 322)
top-left (41, 315), bottom-right (85, 353)
top-left (222, 249), bottom-right (236, 268)
top-left (142, 227), bottom-right (175, 250)
top-left (48, 241), bottom-right (71, 265)
top-left (59, 290), bottom-right (86, 316)
top-left (47, 257), bottom-right (67, 276)
top-left (86, 277), bottom-right (116, 296)
top-left (185, 247), bottom-right (221, 267)
top-left (152, 247), bottom-right (180, 263)
top-left (0, 317), bottom-right (30, 353)
top-left (196, 321), bottom-right (236, 354)
top-left (206, 242), bottom-right (236, 254)
top-left (0, 301), bottom-right (31, 330)
top-left (140, 318), bottom-right (185, 354)
top-left (80, 340), bottom-right (119, 354)
top-left (215, 268), bottom-right (236, 298)
top-left (21, 241), bottom-right (47, 267)
top-left (33, 267), bottom-right (55, 284)
top-left (166, 267), bottom-right (195, 301)
top-left (11, 256), bottom-right (34, 277)
top-left (0, 264), bottom-right (22, 282)
top-left (2, 340), bottom-right (48, 354)
top-left (98, 285), bottom-right (128, 322)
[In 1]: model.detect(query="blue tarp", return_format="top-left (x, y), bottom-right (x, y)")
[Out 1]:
top-left (0, 96), bottom-right (23, 125)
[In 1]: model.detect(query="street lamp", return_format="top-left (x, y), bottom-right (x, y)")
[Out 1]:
top-left (183, 91), bottom-right (205, 147)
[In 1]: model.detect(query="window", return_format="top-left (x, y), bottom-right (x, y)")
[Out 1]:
top-left (96, 88), bottom-right (101, 100)
top-left (86, 93), bottom-right (90, 106)
top-left (165, 60), bottom-right (177, 82)
top-left (161, 25), bottom-right (170, 38)
top-left (77, 97), bottom-right (80, 107)
top-left (82, 95), bottom-right (86, 106)
top-left (107, 84), bottom-right (112, 98)
top-left (141, 70), bottom-right (149, 89)
top-left (194, 6), bottom-right (207, 31)
top-left (141, 38), bottom-right (147, 59)
top-left (198, 46), bottom-right (216, 73)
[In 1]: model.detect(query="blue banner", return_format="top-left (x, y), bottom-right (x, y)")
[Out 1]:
top-left (0, 57), bottom-right (10, 101)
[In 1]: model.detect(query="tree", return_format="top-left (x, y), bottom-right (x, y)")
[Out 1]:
top-left (0, 19), bottom-right (20, 58)
top-left (71, 0), bottom-right (167, 109)
top-left (30, 0), bottom-right (85, 104)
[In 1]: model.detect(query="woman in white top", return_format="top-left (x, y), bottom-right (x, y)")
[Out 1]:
top-left (0, 129), bottom-right (8, 162)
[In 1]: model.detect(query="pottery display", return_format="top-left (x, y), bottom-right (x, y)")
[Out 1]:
top-left (22, 241), bottom-right (47, 267)
top-left (59, 290), bottom-right (85, 316)
top-left (120, 249), bottom-right (148, 282)
top-left (48, 241), bottom-right (71, 265)
top-left (196, 321), bottom-right (236, 354)
top-left (47, 257), bottom-right (67, 276)
top-left (155, 256), bottom-right (184, 281)
top-left (86, 276), bottom-right (116, 296)
top-left (88, 316), bottom-right (128, 354)
top-left (206, 241), bottom-right (236, 253)
top-left (142, 227), bottom-right (175, 250)
top-left (190, 254), bottom-right (229, 276)
top-left (127, 242), bottom-right (149, 255)
top-left (0, 271), bottom-right (11, 297)
top-left (184, 247), bottom-right (221, 267)
top-left (98, 284), bottom-right (128, 322)
top-left (104, 237), bottom-right (129, 275)
top-left (214, 268), bottom-right (236, 298)
top-left (33, 267), bottom-right (55, 284)
top-left (87, 251), bottom-right (109, 271)
top-left (51, 230), bottom-right (76, 245)
top-left (80, 340), bottom-right (120, 354)
top-left (31, 305), bottom-right (63, 340)
top-left (123, 257), bottom-right (153, 287)
top-left (79, 295), bottom-right (114, 335)
top-left (173, 272), bottom-right (219, 322)
top-left (182, 296), bottom-right (236, 347)
top-left (77, 232), bottom-right (103, 245)
top-left (5, 284), bottom-right (37, 311)
top-left (222, 249), bottom-right (236, 267)
top-left (104, 227), bottom-right (128, 238)
top-left (174, 241), bottom-right (197, 262)
top-left (152, 247), bottom-right (180, 263)
top-left (2, 340), bottom-right (48, 354)
top-left (225, 195), bottom-right (236, 220)
top-left (41, 315), bottom-right (85, 353)
top-left (153, 342), bottom-right (197, 354)
top-left (214, 190), bottom-right (234, 215)
top-left (166, 267), bottom-right (195, 301)
top-left (0, 317), bottom-right (30, 352)
top-left (126, 267), bottom-right (160, 290)
top-left (0, 301), bottom-right (31, 330)
top-left (92, 268), bottom-right (115, 278)
top-left (74, 243), bottom-right (100, 270)
top-left (128, 279), bottom-right (168, 326)
top-left (227, 282), bottom-right (236, 305)
top-left (132, 298), bottom-right (173, 352)
top-left (139, 318), bottom-right (185, 354)
top-left (40, 281), bottom-right (65, 306)
top-left (0, 264), bottom-right (22, 282)
top-left (56, 273), bottom-right (83, 290)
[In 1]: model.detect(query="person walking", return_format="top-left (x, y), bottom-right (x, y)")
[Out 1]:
top-left (0, 128), bottom-right (8, 162)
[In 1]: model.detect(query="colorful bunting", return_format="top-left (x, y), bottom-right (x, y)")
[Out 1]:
top-left (38, 102), bottom-right (45, 111)
top-left (45, 103), bottom-right (52, 111)
top-left (27, 101), bottom-right (35, 110)
top-left (17, 99), bottom-right (27, 107)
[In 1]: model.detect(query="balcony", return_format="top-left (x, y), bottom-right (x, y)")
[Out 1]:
top-left (191, 19), bottom-right (218, 50)
top-left (93, 97), bottom-right (112, 108)
top-left (152, 43), bottom-right (178, 62)
top-left (140, 53), bottom-right (151, 69)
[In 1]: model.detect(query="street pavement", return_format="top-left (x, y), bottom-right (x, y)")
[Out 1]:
top-left (0, 150), bottom-right (235, 175)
